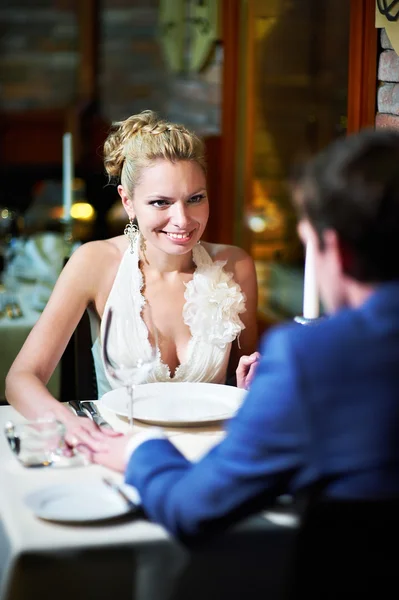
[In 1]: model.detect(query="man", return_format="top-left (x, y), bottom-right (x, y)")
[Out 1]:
top-left (91, 128), bottom-right (399, 543)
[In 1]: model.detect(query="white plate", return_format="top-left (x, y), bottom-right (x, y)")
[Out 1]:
top-left (24, 481), bottom-right (141, 523)
top-left (100, 382), bottom-right (247, 426)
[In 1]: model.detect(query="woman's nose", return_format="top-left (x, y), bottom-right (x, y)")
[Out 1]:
top-left (170, 203), bottom-right (190, 228)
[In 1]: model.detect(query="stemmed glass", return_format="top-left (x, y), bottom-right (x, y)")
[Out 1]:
top-left (102, 305), bottom-right (159, 427)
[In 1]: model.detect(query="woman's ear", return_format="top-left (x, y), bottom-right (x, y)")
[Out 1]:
top-left (118, 185), bottom-right (134, 220)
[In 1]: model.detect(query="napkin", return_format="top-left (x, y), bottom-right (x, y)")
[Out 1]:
top-left (7, 232), bottom-right (80, 286)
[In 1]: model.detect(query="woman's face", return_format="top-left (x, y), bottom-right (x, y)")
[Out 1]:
top-left (120, 159), bottom-right (209, 256)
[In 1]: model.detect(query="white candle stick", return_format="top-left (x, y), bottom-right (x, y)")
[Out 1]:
top-left (62, 133), bottom-right (73, 222)
top-left (303, 240), bottom-right (319, 319)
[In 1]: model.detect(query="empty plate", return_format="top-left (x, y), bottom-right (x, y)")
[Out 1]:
top-left (100, 382), bottom-right (247, 426)
top-left (25, 481), bottom-right (140, 523)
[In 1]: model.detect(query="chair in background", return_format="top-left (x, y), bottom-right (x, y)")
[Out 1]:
top-left (60, 309), bottom-right (98, 402)
top-left (287, 497), bottom-right (399, 599)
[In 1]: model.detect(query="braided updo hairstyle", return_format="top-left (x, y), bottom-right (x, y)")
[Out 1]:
top-left (103, 110), bottom-right (206, 199)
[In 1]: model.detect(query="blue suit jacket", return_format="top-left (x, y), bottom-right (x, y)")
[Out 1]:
top-left (125, 282), bottom-right (399, 540)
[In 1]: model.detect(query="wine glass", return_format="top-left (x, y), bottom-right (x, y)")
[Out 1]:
top-left (102, 305), bottom-right (159, 427)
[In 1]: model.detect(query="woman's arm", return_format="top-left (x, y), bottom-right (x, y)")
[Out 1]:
top-left (223, 247), bottom-right (258, 383)
top-left (230, 247), bottom-right (259, 357)
top-left (5, 240), bottom-right (118, 446)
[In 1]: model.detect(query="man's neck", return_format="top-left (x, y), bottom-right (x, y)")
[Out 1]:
top-left (346, 279), bottom-right (377, 308)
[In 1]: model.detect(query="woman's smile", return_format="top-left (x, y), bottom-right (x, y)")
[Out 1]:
top-left (162, 230), bottom-right (195, 243)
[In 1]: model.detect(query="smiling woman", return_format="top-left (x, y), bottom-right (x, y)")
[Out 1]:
top-left (5, 110), bottom-right (259, 450)
top-left (119, 159), bottom-right (209, 255)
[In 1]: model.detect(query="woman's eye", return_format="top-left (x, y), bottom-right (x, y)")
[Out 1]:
top-left (149, 200), bottom-right (169, 208)
top-left (188, 194), bottom-right (206, 204)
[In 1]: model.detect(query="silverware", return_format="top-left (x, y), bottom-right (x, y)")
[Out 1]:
top-left (103, 477), bottom-right (137, 509)
top-left (81, 401), bottom-right (112, 428)
top-left (68, 400), bottom-right (88, 419)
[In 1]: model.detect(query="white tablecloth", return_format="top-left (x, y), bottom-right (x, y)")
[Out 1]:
top-left (0, 285), bottom-right (60, 401)
top-left (0, 404), bottom-right (297, 600)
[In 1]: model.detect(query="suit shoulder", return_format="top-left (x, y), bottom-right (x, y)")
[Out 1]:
top-left (259, 307), bottom-right (358, 355)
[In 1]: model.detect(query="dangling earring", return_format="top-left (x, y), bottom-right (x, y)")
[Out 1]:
top-left (124, 217), bottom-right (139, 254)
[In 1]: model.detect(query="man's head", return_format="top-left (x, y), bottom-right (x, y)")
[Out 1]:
top-left (292, 128), bottom-right (399, 312)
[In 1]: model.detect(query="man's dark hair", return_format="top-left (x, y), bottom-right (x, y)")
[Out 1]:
top-left (292, 128), bottom-right (399, 283)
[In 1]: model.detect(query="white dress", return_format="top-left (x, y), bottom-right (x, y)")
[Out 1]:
top-left (91, 236), bottom-right (246, 397)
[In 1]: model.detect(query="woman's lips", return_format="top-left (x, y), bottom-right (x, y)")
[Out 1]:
top-left (163, 231), bottom-right (194, 241)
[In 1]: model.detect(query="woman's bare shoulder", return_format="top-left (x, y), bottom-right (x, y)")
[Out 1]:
top-left (69, 236), bottom-right (126, 268)
top-left (58, 236), bottom-right (126, 293)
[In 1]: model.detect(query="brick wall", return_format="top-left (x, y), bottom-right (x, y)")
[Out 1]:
top-left (100, 0), bottom-right (221, 135)
top-left (376, 29), bottom-right (399, 129)
top-left (0, 0), bottom-right (79, 111)
top-left (0, 0), bottom-right (222, 135)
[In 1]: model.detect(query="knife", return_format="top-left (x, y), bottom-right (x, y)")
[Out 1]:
top-left (68, 400), bottom-right (88, 418)
top-left (81, 401), bottom-right (112, 429)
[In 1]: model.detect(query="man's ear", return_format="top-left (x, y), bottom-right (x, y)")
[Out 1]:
top-left (118, 185), bottom-right (134, 219)
top-left (323, 229), bottom-right (351, 276)
top-left (336, 235), bottom-right (355, 276)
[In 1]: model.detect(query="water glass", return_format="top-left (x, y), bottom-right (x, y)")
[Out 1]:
top-left (5, 418), bottom-right (66, 468)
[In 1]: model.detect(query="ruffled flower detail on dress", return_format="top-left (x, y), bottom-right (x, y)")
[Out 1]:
top-left (183, 261), bottom-right (246, 348)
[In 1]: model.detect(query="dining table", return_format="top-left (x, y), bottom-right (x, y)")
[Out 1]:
top-left (0, 397), bottom-right (299, 600)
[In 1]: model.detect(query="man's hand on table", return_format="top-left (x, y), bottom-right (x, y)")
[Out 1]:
top-left (80, 428), bottom-right (166, 472)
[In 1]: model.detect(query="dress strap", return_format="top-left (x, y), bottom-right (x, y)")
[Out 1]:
top-left (183, 243), bottom-right (246, 348)
top-left (192, 242), bottom-right (214, 268)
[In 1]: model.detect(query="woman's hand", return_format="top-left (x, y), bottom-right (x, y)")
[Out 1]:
top-left (64, 413), bottom-right (122, 453)
top-left (236, 351), bottom-right (260, 389)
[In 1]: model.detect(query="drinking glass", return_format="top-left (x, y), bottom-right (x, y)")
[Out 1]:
top-left (102, 306), bottom-right (158, 427)
top-left (4, 418), bottom-right (66, 467)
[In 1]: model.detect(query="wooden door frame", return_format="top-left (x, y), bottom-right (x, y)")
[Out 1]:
top-left (347, 0), bottom-right (378, 133)
top-left (218, 0), bottom-right (378, 246)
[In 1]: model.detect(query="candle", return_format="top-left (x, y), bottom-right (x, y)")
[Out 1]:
top-left (303, 240), bottom-right (319, 319)
top-left (62, 133), bottom-right (73, 222)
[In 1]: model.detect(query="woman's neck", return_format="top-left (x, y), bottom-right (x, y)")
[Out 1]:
top-left (140, 241), bottom-right (196, 277)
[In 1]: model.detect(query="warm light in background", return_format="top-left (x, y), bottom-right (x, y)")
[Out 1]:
top-left (70, 203), bottom-right (96, 221)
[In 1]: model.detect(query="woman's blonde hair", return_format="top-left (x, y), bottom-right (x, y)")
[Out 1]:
top-left (103, 110), bottom-right (206, 198)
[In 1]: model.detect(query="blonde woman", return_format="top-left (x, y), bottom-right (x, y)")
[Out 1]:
top-left (6, 110), bottom-right (259, 449)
